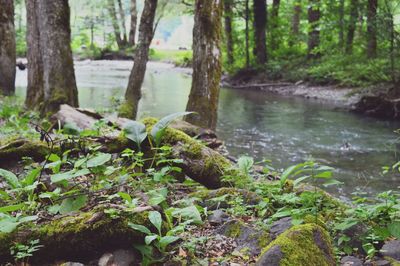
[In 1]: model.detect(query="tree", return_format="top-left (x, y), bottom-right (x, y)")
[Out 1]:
top-left (253, 0), bottom-right (267, 65)
top-left (0, 0), bottom-right (16, 96)
top-left (244, 0), bottom-right (250, 68)
top-left (129, 0), bottom-right (138, 45)
top-left (270, 0), bottom-right (280, 51)
top-left (107, 0), bottom-right (127, 49)
top-left (122, 0), bottom-right (158, 119)
top-left (224, 0), bottom-right (234, 65)
top-left (345, 0), bottom-right (358, 54)
top-left (117, 0), bottom-right (128, 45)
top-left (307, 0), bottom-right (321, 58)
top-left (185, 0), bottom-right (223, 129)
top-left (366, 0), bottom-right (378, 58)
top-left (289, 0), bottom-right (302, 46)
top-left (26, 0), bottom-right (78, 114)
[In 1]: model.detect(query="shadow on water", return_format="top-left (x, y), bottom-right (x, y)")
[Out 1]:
top-left (16, 60), bottom-right (400, 199)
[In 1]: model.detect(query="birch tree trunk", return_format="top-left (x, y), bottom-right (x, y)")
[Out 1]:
top-left (0, 0), bottom-right (16, 96)
top-left (185, 0), bottom-right (223, 130)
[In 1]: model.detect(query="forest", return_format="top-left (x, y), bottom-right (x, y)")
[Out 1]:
top-left (0, 0), bottom-right (400, 265)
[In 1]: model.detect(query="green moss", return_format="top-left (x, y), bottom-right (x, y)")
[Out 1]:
top-left (224, 221), bottom-right (242, 238)
top-left (258, 232), bottom-right (271, 248)
top-left (384, 257), bottom-right (400, 266)
top-left (303, 214), bottom-right (328, 230)
top-left (0, 139), bottom-right (51, 163)
top-left (118, 101), bottom-right (136, 119)
top-left (260, 224), bottom-right (335, 266)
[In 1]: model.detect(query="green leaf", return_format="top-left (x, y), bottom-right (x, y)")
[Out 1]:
top-left (159, 236), bottom-right (180, 250)
top-left (293, 175), bottom-right (311, 187)
top-left (0, 218), bottom-right (19, 233)
top-left (19, 215), bottom-right (38, 223)
top-left (151, 112), bottom-right (194, 147)
top-left (315, 171), bottom-right (333, 179)
top-left (237, 156), bottom-right (254, 175)
top-left (0, 168), bottom-right (20, 189)
top-left (23, 168), bottom-right (41, 186)
top-left (63, 122), bottom-right (81, 135)
top-left (51, 169), bottom-right (90, 183)
top-left (117, 192), bottom-right (132, 203)
top-left (388, 221), bottom-right (400, 238)
top-left (59, 195), bottom-right (88, 214)
top-left (87, 153), bottom-right (112, 168)
top-left (334, 220), bottom-right (358, 231)
top-left (322, 179), bottom-right (343, 187)
top-left (145, 234), bottom-right (158, 245)
top-left (123, 121), bottom-right (147, 150)
top-left (149, 211), bottom-right (163, 235)
top-left (172, 206), bottom-right (203, 225)
top-left (0, 204), bottom-right (25, 213)
top-left (128, 223), bottom-right (151, 235)
top-left (280, 164), bottom-right (304, 187)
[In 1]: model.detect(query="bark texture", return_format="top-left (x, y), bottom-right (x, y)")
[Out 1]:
top-left (253, 0), bottom-right (267, 65)
top-left (290, 0), bottom-right (301, 46)
top-left (345, 0), bottom-right (358, 54)
top-left (25, 0), bottom-right (44, 109)
top-left (307, 0), bottom-right (321, 58)
top-left (129, 0), bottom-right (138, 45)
top-left (107, 0), bottom-right (126, 49)
top-left (117, 0), bottom-right (128, 44)
top-left (366, 0), bottom-right (378, 58)
top-left (122, 0), bottom-right (158, 119)
top-left (223, 0), bottom-right (234, 65)
top-left (37, 0), bottom-right (78, 114)
top-left (185, 0), bottom-right (223, 130)
top-left (0, 0), bottom-right (16, 95)
top-left (270, 0), bottom-right (280, 51)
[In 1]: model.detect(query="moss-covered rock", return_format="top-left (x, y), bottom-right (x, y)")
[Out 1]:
top-left (0, 210), bottom-right (152, 264)
top-left (0, 139), bottom-right (51, 166)
top-left (256, 224), bottom-right (335, 266)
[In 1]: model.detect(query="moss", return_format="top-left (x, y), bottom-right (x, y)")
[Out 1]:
top-left (259, 224), bottom-right (335, 266)
top-left (303, 214), bottom-right (328, 230)
top-left (258, 232), bottom-right (271, 248)
top-left (384, 257), bottom-right (400, 266)
top-left (118, 101), bottom-right (136, 119)
top-left (0, 139), bottom-right (51, 164)
top-left (191, 187), bottom-right (261, 205)
top-left (224, 221), bottom-right (242, 238)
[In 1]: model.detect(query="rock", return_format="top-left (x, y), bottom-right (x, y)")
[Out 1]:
top-left (98, 249), bottom-right (137, 266)
top-left (341, 223), bottom-right (368, 255)
top-left (340, 256), bottom-right (363, 266)
top-left (256, 224), bottom-right (335, 266)
top-left (255, 245), bottom-right (283, 266)
top-left (380, 240), bottom-right (400, 261)
top-left (374, 259), bottom-right (391, 266)
top-left (218, 220), bottom-right (270, 257)
top-left (269, 217), bottom-right (293, 240)
top-left (61, 263), bottom-right (85, 266)
top-left (208, 210), bottom-right (230, 225)
top-left (353, 95), bottom-right (400, 120)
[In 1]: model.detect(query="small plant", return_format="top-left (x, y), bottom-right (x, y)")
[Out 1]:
top-left (10, 239), bottom-right (43, 263)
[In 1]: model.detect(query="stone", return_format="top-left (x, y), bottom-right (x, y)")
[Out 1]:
top-left (98, 249), bottom-right (137, 266)
top-left (208, 210), bottom-right (230, 225)
top-left (62, 263), bottom-right (85, 266)
top-left (374, 260), bottom-right (391, 266)
top-left (256, 224), bottom-right (335, 266)
top-left (269, 217), bottom-right (293, 239)
top-left (256, 245), bottom-right (283, 266)
top-left (340, 256), bottom-right (363, 266)
top-left (380, 240), bottom-right (400, 261)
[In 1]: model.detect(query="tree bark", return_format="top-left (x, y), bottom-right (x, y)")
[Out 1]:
top-left (25, 0), bottom-right (44, 109)
top-left (107, 0), bottom-right (124, 49)
top-left (129, 0), bottom-right (138, 46)
top-left (122, 0), bottom-right (158, 119)
top-left (0, 0), bottom-right (16, 96)
top-left (345, 0), bottom-right (358, 54)
top-left (289, 0), bottom-right (302, 46)
top-left (37, 0), bottom-right (78, 114)
top-left (185, 0), bottom-right (223, 130)
top-left (270, 0), bottom-right (280, 51)
top-left (117, 0), bottom-right (128, 44)
top-left (223, 0), bottom-right (234, 65)
top-left (338, 0), bottom-right (344, 49)
top-left (253, 0), bottom-right (267, 65)
top-left (307, 0), bottom-right (321, 58)
top-left (245, 0), bottom-right (250, 68)
top-left (366, 0), bottom-right (378, 58)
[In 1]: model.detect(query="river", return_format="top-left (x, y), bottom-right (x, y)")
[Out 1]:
top-left (15, 60), bottom-right (400, 200)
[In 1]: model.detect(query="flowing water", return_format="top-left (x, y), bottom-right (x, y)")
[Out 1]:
top-left (16, 60), bottom-right (400, 200)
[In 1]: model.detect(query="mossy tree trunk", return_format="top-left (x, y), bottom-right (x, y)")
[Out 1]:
top-left (0, 0), bottom-right (16, 96)
top-left (25, 0), bottom-right (44, 109)
top-left (307, 0), bottom-right (321, 59)
top-left (36, 0), bottom-right (78, 114)
top-left (129, 0), bottom-right (138, 46)
top-left (289, 0), bottom-right (301, 47)
top-left (269, 0), bottom-right (280, 52)
top-left (122, 0), bottom-right (158, 119)
top-left (345, 0), bottom-right (358, 54)
top-left (223, 0), bottom-right (234, 65)
top-left (253, 0), bottom-right (268, 65)
top-left (185, 0), bottom-right (223, 130)
top-left (366, 0), bottom-right (378, 58)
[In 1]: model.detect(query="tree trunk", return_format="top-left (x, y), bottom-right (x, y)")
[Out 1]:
top-left (117, 0), bottom-right (128, 44)
top-left (245, 0), bottom-right (250, 68)
top-left (289, 0), bottom-right (302, 46)
top-left (366, 0), bottom-right (378, 58)
top-left (223, 0), bottom-right (234, 65)
top-left (25, 0), bottom-right (44, 109)
top-left (122, 0), bottom-right (158, 119)
top-left (185, 0), bottom-right (223, 130)
top-left (253, 0), bottom-right (267, 65)
top-left (270, 0), bottom-right (280, 51)
top-left (307, 0), bottom-right (321, 58)
top-left (338, 0), bottom-right (344, 49)
top-left (107, 0), bottom-right (124, 49)
top-left (345, 0), bottom-right (358, 54)
top-left (129, 0), bottom-right (138, 46)
top-left (0, 0), bottom-right (16, 96)
top-left (37, 0), bottom-right (78, 114)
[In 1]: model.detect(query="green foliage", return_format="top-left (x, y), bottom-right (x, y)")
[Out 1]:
top-left (10, 239), bottom-right (43, 262)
